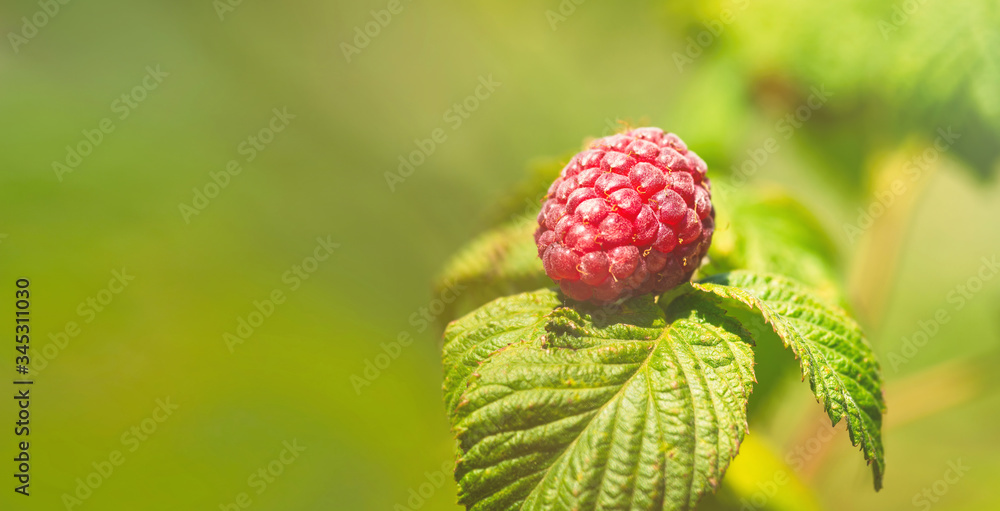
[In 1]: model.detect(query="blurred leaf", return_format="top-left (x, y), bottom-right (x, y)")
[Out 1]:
top-left (719, 0), bottom-right (1000, 177)
top-left (442, 290), bottom-right (756, 510)
top-left (694, 271), bottom-right (886, 489)
top-left (707, 188), bottom-right (843, 303)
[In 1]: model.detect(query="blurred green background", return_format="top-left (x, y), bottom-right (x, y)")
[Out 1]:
top-left (1, 0), bottom-right (998, 510)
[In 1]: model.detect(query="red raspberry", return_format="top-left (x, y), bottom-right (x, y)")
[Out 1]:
top-left (534, 127), bottom-right (715, 304)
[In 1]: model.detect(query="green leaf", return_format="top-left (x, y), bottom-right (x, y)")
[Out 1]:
top-left (692, 271), bottom-right (886, 490)
top-left (441, 290), bottom-right (756, 510)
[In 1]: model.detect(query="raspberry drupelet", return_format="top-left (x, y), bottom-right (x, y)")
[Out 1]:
top-left (534, 127), bottom-right (715, 304)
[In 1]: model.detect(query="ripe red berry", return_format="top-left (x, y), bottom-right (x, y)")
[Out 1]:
top-left (535, 127), bottom-right (714, 303)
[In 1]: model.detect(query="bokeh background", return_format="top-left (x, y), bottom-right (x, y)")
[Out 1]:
top-left (2, 0), bottom-right (999, 510)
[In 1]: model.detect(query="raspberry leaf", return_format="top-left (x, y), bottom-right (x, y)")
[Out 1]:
top-left (442, 289), bottom-right (756, 510)
top-left (692, 271), bottom-right (886, 490)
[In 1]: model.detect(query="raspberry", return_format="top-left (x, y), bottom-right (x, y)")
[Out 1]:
top-left (534, 127), bottom-right (715, 304)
